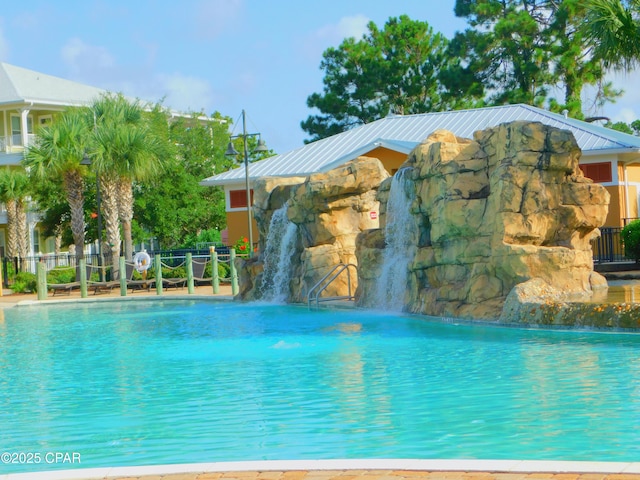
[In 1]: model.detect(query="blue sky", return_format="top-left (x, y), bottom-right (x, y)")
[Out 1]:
top-left (1, 0), bottom-right (639, 155)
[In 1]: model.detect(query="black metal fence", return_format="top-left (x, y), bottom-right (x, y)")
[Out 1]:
top-left (592, 227), bottom-right (626, 264)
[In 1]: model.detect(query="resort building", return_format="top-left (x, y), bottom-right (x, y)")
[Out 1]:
top-left (0, 62), bottom-right (108, 257)
top-left (0, 62), bottom-right (209, 259)
top-left (201, 104), bottom-right (640, 244)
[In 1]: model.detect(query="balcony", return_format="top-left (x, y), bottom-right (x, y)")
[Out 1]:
top-left (0, 134), bottom-right (37, 153)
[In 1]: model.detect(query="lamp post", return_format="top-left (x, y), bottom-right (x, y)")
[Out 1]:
top-left (225, 109), bottom-right (268, 258)
top-left (80, 155), bottom-right (104, 278)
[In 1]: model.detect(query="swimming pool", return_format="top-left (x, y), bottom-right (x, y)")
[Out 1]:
top-left (1, 300), bottom-right (640, 474)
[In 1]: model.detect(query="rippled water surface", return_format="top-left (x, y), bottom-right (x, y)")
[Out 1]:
top-left (2, 300), bottom-right (640, 473)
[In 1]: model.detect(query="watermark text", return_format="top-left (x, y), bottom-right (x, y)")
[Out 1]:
top-left (1, 451), bottom-right (81, 465)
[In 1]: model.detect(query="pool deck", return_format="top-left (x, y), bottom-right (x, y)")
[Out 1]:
top-left (0, 283), bottom-right (235, 308)
top-left (5, 460), bottom-right (640, 480)
top-left (4, 285), bottom-right (640, 480)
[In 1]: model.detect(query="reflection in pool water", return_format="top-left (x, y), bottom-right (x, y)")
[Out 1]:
top-left (595, 280), bottom-right (640, 303)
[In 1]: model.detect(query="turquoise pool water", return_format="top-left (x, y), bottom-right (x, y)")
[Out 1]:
top-left (1, 300), bottom-right (640, 473)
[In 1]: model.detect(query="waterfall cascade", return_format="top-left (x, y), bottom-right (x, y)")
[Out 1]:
top-left (259, 204), bottom-right (298, 302)
top-left (374, 168), bottom-right (418, 311)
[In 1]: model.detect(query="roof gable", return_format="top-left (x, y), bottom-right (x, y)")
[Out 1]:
top-left (202, 104), bottom-right (640, 187)
top-left (0, 62), bottom-right (107, 107)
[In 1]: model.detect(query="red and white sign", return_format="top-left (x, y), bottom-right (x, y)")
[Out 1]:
top-left (370, 211), bottom-right (378, 220)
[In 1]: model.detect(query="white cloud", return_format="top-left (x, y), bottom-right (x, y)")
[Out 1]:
top-left (612, 107), bottom-right (638, 123)
top-left (158, 72), bottom-right (214, 114)
top-left (61, 38), bottom-right (116, 74)
top-left (301, 14), bottom-right (370, 62)
top-left (57, 37), bottom-right (214, 114)
top-left (314, 14), bottom-right (370, 45)
top-left (601, 69), bottom-right (640, 123)
top-left (12, 11), bottom-right (43, 30)
top-left (194, 0), bottom-right (243, 40)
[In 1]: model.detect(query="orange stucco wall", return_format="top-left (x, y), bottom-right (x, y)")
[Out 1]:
top-left (604, 185), bottom-right (623, 227)
top-left (225, 147), bottom-right (411, 245)
top-left (364, 147), bottom-right (409, 174)
top-left (626, 164), bottom-right (640, 183)
top-left (628, 184), bottom-right (639, 220)
top-left (226, 210), bottom-right (259, 248)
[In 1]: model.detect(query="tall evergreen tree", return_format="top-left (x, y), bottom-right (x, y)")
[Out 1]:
top-left (449, 0), bottom-right (556, 107)
top-left (302, 15), bottom-right (451, 141)
top-left (450, 0), bottom-right (625, 117)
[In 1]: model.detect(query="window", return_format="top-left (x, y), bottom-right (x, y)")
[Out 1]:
top-left (229, 189), bottom-right (254, 209)
top-left (580, 162), bottom-right (612, 183)
top-left (33, 227), bottom-right (40, 255)
top-left (10, 114), bottom-right (33, 146)
top-left (39, 115), bottom-right (53, 126)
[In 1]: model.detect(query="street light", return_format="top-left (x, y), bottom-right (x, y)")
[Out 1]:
top-left (225, 109), bottom-right (268, 258)
top-left (80, 155), bottom-right (104, 278)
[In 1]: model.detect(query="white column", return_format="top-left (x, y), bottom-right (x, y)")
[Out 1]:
top-left (27, 212), bottom-right (39, 257)
top-left (2, 110), bottom-right (7, 152)
top-left (20, 108), bottom-right (30, 147)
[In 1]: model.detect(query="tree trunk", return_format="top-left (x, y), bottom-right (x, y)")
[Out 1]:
top-left (54, 227), bottom-right (62, 255)
top-left (5, 199), bottom-right (18, 259)
top-left (16, 199), bottom-right (29, 271)
top-left (54, 226), bottom-right (62, 267)
top-left (118, 178), bottom-right (134, 260)
top-left (100, 173), bottom-right (122, 277)
top-left (564, 70), bottom-right (583, 119)
top-left (63, 170), bottom-right (86, 262)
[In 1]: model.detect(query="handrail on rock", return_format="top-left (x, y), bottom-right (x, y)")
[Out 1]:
top-left (307, 263), bottom-right (357, 308)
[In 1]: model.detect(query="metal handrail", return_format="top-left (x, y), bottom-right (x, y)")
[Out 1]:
top-left (307, 263), bottom-right (357, 308)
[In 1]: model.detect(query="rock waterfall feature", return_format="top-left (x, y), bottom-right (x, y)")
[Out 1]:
top-left (374, 168), bottom-right (419, 311)
top-left (357, 121), bottom-right (610, 321)
top-left (236, 121), bottom-right (633, 327)
top-left (258, 204), bottom-right (298, 302)
top-left (236, 157), bottom-right (388, 303)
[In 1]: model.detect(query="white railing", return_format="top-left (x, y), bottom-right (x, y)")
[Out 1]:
top-left (0, 134), bottom-right (37, 152)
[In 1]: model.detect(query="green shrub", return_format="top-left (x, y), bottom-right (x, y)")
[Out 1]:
top-left (201, 261), bottom-right (230, 281)
top-left (12, 272), bottom-right (37, 293)
top-left (131, 265), bottom-right (188, 280)
top-left (131, 268), bottom-right (155, 280)
top-left (163, 266), bottom-right (186, 279)
top-left (47, 267), bottom-right (76, 284)
top-left (622, 219), bottom-right (640, 261)
top-left (218, 262), bottom-right (230, 280)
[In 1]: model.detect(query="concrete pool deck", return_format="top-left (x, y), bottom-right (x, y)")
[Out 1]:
top-left (0, 283), bottom-right (235, 308)
top-left (5, 460), bottom-right (640, 480)
top-left (3, 283), bottom-right (640, 480)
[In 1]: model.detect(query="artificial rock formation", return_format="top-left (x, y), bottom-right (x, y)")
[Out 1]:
top-left (357, 121), bottom-right (610, 320)
top-left (237, 156), bottom-right (388, 302)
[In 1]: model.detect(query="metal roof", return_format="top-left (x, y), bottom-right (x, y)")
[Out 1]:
top-left (201, 104), bottom-right (640, 187)
top-left (0, 62), bottom-right (107, 107)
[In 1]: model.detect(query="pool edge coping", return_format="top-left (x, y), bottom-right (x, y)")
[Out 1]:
top-left (9, 294), bottom-right (236, 308)
top-left (4, 459), bottom-right (640, 479)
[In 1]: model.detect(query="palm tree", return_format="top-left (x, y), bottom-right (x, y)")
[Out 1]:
top-left (24, 108), bottom-right (90, 261)
top-left (582, 0), bottom-right (640, 70)
top-left (91, 93), bottom-right (164, 271)
top-left (0, 168), bottom-right (31, 270)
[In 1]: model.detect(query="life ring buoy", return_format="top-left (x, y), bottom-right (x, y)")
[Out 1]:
top-left (133, 251), bottom-right (152, 273)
